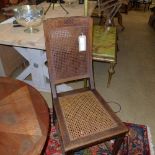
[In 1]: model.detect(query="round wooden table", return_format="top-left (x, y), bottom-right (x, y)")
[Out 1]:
top-left (0, 77), bottom-right (49, 155)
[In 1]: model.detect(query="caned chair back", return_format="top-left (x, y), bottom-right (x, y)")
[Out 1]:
top-left (43, 17), bottom-right (95, 97)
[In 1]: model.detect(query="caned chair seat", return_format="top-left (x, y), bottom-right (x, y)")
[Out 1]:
top-left (55, 88), bottom-right (127, 152)
top-left (43, 16), bottom-right (128, 155)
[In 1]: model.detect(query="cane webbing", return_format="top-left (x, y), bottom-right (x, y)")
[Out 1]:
top-left (59, 91), bottom-right (117, 141)
top-left (48, 25), bottom-right (89, 83)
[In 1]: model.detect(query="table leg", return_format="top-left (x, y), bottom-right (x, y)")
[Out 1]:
top-left (107, 62), bottom-right (116, 87)
top-left (0, 58), bottom-right (6, 76)
top-left (14, 47), bottom-right (50, 92)
top-left (14, 47), bottom-right (72, 92)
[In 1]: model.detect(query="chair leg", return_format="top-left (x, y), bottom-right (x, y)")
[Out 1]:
top-left (107, 62), bottom-right (116, 87)
top-left (148, 3), bottom-right (151, 10)
top-left (84, 79), bottom-right (87, 88)
top-left (53, 105), bottom-right (57, 125)
top-left (66, 151), bottom-right (74, 155)
top-left (125, 4), bottom-right (128, 14)
top-left (112, 134), bottom-right (126, 155)
top-left (99, 14), bottom-right (103, 25)
top-left (144, 3), bottom-right (147, 12)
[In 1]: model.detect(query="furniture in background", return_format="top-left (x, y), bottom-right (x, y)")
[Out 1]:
top-left (43, 16), bottom-right (128, 155)
top-left (1, 0), bottom-right (28, 18)
top-left (93, 25), bottom-right (117, 87)
top-left (130, 0), bottom-right (152, 11)
top-left (0, 1), bottom-right (96, 92)
top-left (28, 0), bottom-right (45, 4)
top-left (0, 77), bottom-right (49, 155)
top-left (120, 0), bottom-right (129, 13)
top-left (148, 7), bottom-right (155, 30)
top-left (92, 0), bottom-right (122, 25)
top-left (0, 45), bottom-right (26, 76)
top-left (0, 0), bottom-right (10, 8)
top-left (0, 0), bottom-right (12, 21)
top-left (0, 1), bottom-right (5, 9)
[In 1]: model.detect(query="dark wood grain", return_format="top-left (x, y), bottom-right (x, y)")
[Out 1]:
top-left (0, 77), bottom-right (49, 155)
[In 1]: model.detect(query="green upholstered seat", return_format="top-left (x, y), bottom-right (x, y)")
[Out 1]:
top-left (93, 25), bottom-right (116, 62)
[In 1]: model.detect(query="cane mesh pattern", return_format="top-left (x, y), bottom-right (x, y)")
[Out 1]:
top-left (59, 91), bottom-right (117, 141)
top-left (49, 26), bottom-right (89, 82)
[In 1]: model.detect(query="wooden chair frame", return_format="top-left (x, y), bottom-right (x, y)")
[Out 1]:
top-left (43, 16), bottom-right (128, 155)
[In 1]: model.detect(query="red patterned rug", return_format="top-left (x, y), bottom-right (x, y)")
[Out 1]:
top-left (45, 118), bottom-right (153, 155)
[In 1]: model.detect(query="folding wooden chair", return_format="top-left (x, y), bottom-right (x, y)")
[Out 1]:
top-left (43, 16), bottom-right (128, 155)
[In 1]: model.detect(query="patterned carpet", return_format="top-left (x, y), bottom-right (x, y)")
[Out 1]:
top-left (45, 118), bottom-right (153, 155)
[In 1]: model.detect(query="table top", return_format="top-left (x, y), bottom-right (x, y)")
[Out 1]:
top-left (0, 77), bottom-right (49, 155)
top-left (0, 1), bottom-right (96, 50)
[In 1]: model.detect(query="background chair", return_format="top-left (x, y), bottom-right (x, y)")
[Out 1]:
top-left (91, 0), bottom-right (122, 87)
top-left (1, 0), bottom-right (28, 18)
top-left (43, 16), bottom-right (128, 155)
top-left (93, 25), bottom-right (118, 87)
top-left (92, 0), bottom-right (122, 26)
